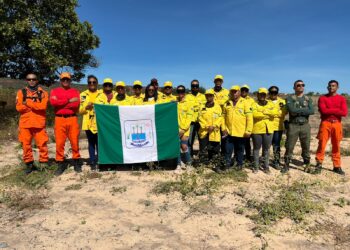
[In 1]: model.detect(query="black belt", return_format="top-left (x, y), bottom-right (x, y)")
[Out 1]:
top-left (55, 114), bottom-right (77, 118)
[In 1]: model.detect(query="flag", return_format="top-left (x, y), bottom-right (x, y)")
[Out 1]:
top-left (94, 102), bottom-right (180, 164)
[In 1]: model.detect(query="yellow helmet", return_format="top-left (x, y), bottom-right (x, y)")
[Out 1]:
top-left (230, 85), bottom-right (240, 91)
top-left (214, 74), bottom-right (224, 81)
top-left (103, 78), bottom-right (113, 84)
top-left (116, 81), bottom-right (126, 87)
top-left (258, 88), bottom-right (268, 94)
top-left (133, 80), bottom-right (142, 86)
top-left (205, 89), bottom-right (215, 95)
top-left (164, 81), bottom-right (173, 87)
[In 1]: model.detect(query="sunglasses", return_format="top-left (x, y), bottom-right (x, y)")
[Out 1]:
top-left (164, 86), bottom-right (172, 89)
top-left (296, 84), bottom-right (305, 87)
top-left (103, 83), bottom-right (113, 87)
top-left (133, 85), bottom-right (142, 89)
top-left (61, 78), bottom-right (71, 82)
top-left (26, 78), bottom-right (37, 81)
top-left (191, 85), bottom-right (199, 88)
top-left (88, 81), bottom-right (97, 84)
top-left (269, 91), bottom-right (278, 95)
top-left (177, 89), bottom-right (186, 94)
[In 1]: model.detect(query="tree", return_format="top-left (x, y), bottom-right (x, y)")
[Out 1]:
top-left (0, 0), bottom-right (100, 84)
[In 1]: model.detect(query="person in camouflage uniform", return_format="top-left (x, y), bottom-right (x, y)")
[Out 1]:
top-left (282, 80), bottom-right (314, 173)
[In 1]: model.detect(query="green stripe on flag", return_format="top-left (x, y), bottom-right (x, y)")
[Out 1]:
top-left (155, 102), bottom-right (180, 160)
top-left (94, 104), bottom-right (123, 164)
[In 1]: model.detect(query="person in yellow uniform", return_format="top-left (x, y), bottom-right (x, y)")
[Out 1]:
top-left (114, 81), bottom-right (133, 106)
top-left (176, 85), bottom-right (194, 170)
top-left (159, 81), bottom-right (177, 103)
top-left (186, 79), bottom-right (206, 157)
top-left (143, 84), bottom-right (160, 104)
top-left (268, 86), bottom-right (287, 170)
top-left (198, 89), bottom-right (223, 172)
top-left (222, 85), bottom-right (253, 171)
top-left (251, 88), bottom-right (278, 173)
top-left (240, 84), bottom-right (255, 163)
top-left (79, 75), bottom-right (101, 170)
top-left (212, 74), bottom-right (229, 157)
top-left (131, 80), bottom-right (144, 105)
top-left (94, 78), bottom-right (117, 105)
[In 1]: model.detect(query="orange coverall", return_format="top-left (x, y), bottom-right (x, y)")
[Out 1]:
top-left (16, 87), bottom-right (49, 163)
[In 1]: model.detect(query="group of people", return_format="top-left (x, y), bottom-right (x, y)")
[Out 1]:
top-left (16, 72), bottom-right (348, 176)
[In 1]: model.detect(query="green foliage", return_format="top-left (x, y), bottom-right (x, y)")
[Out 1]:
top-left (247, 181), bottom-right (324, 226)
top-left (334, 197), bottom-right (350, 208)
top-left (0, 188), bottom-right (48, 210)
top-left (0, 164), bottom-right (56, 189)
top-left (153, 167), bottom-right (248, 198)
top-left (110, 186), bottom-right (127, 195)
top-left (64, 183), bottom-right (82, 191)
top-left (0, 0), bottom-right (100, 83)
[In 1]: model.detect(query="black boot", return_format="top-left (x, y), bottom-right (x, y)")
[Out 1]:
top-left (281, 158), bottom-right (289, 174)
top-left (55, 161), bottom-right (67, 176)
top-left (73, 159), bottom-right (82, 173)
top-left (24, 161), bottom-right (37, 175)
top-left (333, 167), bottom-right (345, 175)
top-left (313, 162), bottom-right (322, 174)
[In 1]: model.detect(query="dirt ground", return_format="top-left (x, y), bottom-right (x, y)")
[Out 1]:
top-left (1, 135), bottom-right (350, 250)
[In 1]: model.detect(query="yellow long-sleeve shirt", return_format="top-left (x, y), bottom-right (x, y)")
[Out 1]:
top-left (269, 97), bottom-right (287, 131)
top-left (131, 94), bottom-right (145, 105)
top-left (198, 103), bottom-right (223, 142)
top-left (223, 98), bottom-right (253, 137)
top-left (79, 89), bottom-right (102, 133)
top-left (252, 100), bottom-right (278, 134)
top-left (185, 92), bottom-right (206, 122)
top-left (213, 88), bottom-right (229, 107)
top-left (158, 93), bottom-right (177, 103)
top-left (178, 99), bottom-right (194, 137)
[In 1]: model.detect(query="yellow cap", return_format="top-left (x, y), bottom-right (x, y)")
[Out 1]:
top-left (214, 75), bottom-right (224, 81)
top-left (230, 85), bottom-right (240, 91)
top-left (205, 89), bottom-right (215, 95)
top-left (258, 88), bottom-right (268, 94)
top-left (164, 81), bottom-right (173, 87)
top-left (116, 81), bottom-right (126, 87)
top-left (133, 80), bottom-right (142, 86)
top-left (241, 84), bottom-right (250, 90)
top-left (103, 78), bottom-right (113, 84)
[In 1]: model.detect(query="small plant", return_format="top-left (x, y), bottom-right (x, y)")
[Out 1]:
top-left (0, 188), bottom-right (48, 211)
top-left (139, 199), bottom-right (152, 207)
top-left (65, 184), bottom-right (82, 191)
top-left (80, 171), bottom-right (102, 182)
top-left (110, 186), bottom-right (127, 195)
top-left (246, 181), bottom-right (324, 226)
top-left (334, 197), bottom-right (350, 208)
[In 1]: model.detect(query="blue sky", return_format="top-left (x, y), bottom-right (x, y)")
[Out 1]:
top-left (77, 0), bottom-right (350, 93)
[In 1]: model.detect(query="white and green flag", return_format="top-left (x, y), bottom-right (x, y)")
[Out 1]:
top-left (95, 102), bottom-right (179, 164)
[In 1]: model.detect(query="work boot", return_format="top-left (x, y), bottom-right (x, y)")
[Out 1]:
top-left (73, 159), bottom-right (82, 173)
top-left (281, 159), bottom-right (289, 174)
top-left (24, 161), bottom-right (37, 175)
top-left (55, 161), bottom-right (67, 176)
top-left (313, 162), bottom-right (322, 175)
top-left (333, 167), bottom-right (345, 176)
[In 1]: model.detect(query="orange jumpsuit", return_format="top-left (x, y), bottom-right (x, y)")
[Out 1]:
top-left (50, 87), bottom-right (81, 162)
top-left (16, 87), bottom-right (49, 163)
top-left (316, 94), bottom-right (348, 167)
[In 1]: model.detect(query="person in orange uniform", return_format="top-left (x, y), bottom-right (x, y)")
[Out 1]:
top-left (315, 80), bottom-right (348, 175)
top-left (131, 80), bottom-right (144, 105)
top-left (79, 75), bottom-right (101, 170)
top-left (16, 73), bottom-right (49, 174)
top-left (50, 72), bottom-right (81, 175)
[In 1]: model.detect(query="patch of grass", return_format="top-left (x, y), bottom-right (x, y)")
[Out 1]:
top-left (334, 197), bottom-right (350, 208)
top-left (0, 164), bottom-right (56, 190)
top-left (247, 181), bottom-right (324, 227)
top-left (110, 186), bottom-right (127, 195)
top-left (153, 167), bottom-right (248, 198)
top-left (65, 183), bottom-right (82, 191)
top-left (80, 171), bottom-right (102, 183)
top-left (0, 188), bottom-right (48, 211)
top-left (188, 199), bottom-right (215, 215)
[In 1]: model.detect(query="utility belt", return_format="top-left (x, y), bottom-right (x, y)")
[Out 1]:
top-left (289, 116), bottom-right (309, 125)
top-left (55, 114), bottom-right (77, 118)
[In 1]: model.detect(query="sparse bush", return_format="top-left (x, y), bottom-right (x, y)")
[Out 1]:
top-left (65, 183), bottom-right (82, 191)
top-left (110, 186), bottom-right (127, 195)
top-left (0, 188), bottom-right (48, 211)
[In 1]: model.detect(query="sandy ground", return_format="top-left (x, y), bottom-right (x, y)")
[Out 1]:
top-left (0, 136), bottom-right (350, 250)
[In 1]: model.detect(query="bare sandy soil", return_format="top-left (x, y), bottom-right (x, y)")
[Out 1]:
top-left (0, 135), bottom-right (350, 250)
